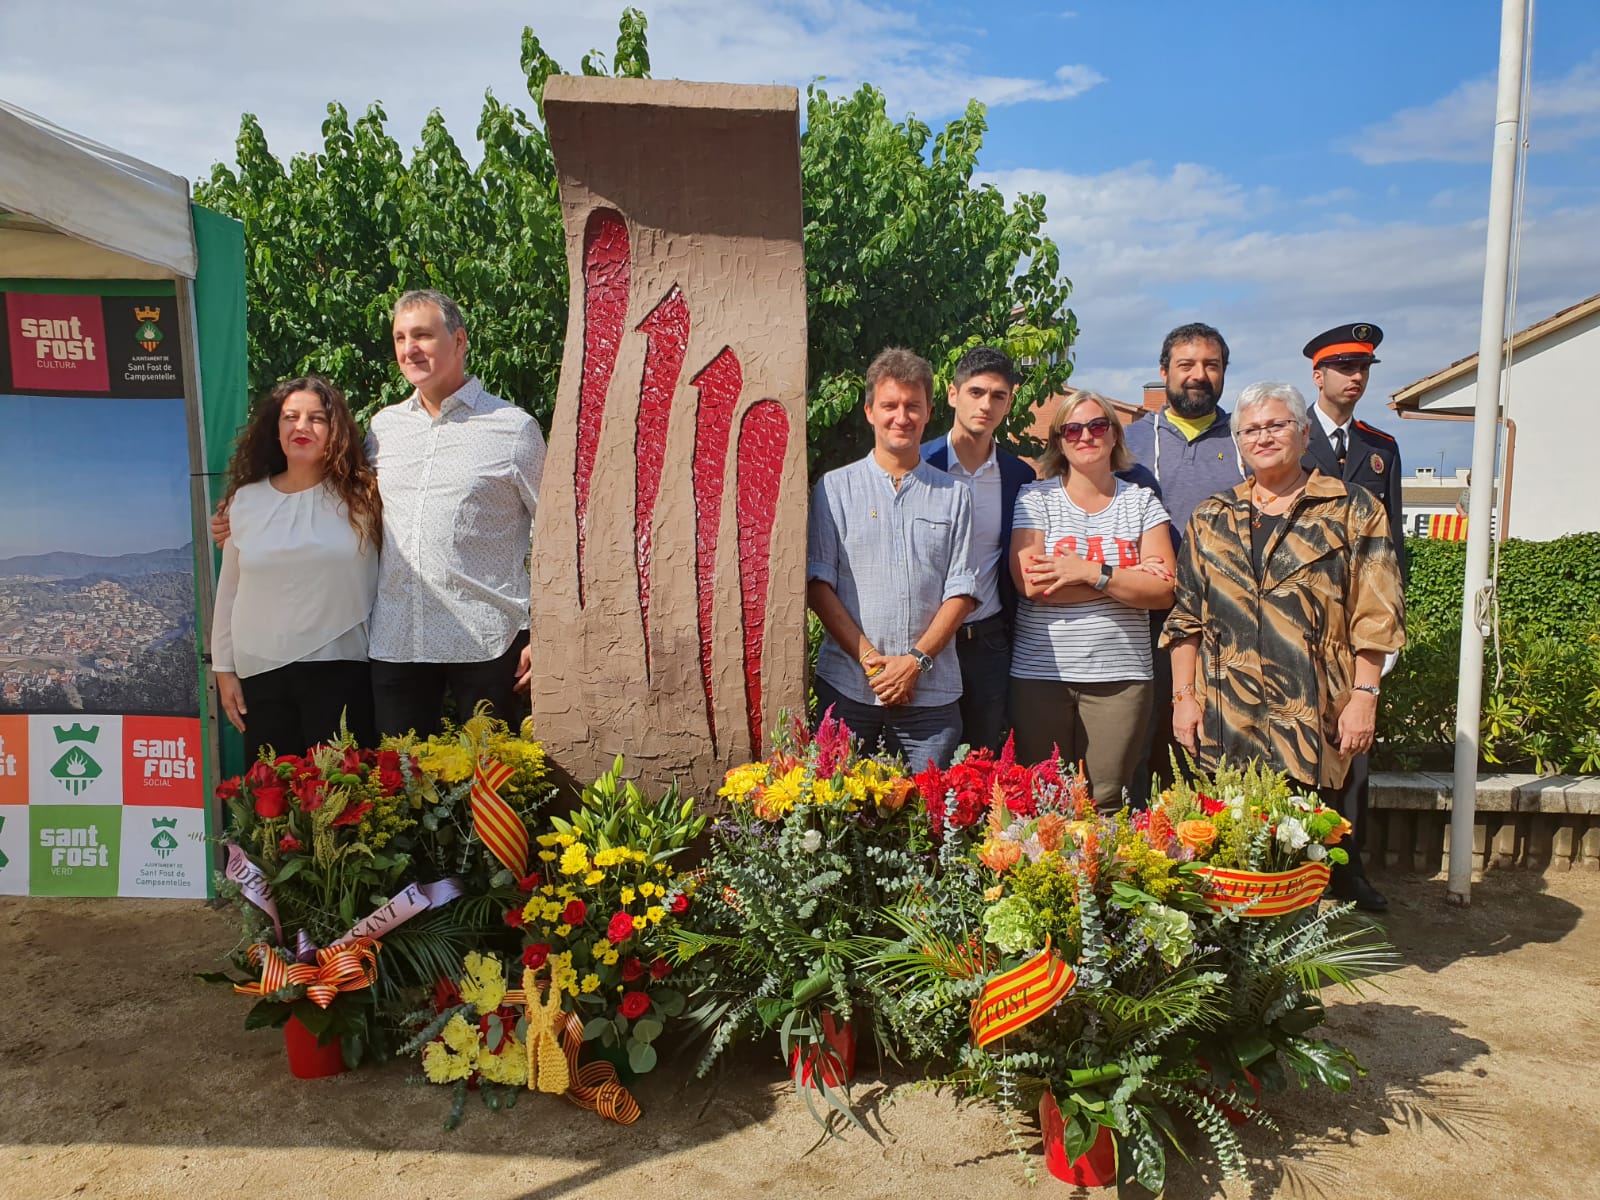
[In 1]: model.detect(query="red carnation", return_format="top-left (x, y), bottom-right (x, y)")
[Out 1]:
top-left (607, 911), bottom-right (636, 944)
top-left (620, 956), bottom-right (644, 982)
top-left (1198, 793), bottom-right (1226, 816)
top-left (252, 785), bottom-right (288, 820)
top-left (562, 899), bottom-right (587, 926)
top-left (648, 958), bottom-right (671, 981)
top-left (332, 800), bottom-right (373, 827)
top-left (618, 991), bottom-right (650, 1020)
top-left (215, 777), bottom-right (241, 801)
top-left (516, 871), bottom-right (543, 893)
top-left (279, 833), bottom-right (301, 852)
top-left (293, 776), bottom-right (327, 813)
top-left (669, 893), bottom-right (690, 915)
top-left (522, 943), bottom-right (550, 970)
top-left (504, 907), bottom-right (526, 928)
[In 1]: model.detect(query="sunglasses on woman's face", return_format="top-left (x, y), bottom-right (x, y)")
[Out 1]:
top-left (1060, 417), bottom-right (1112, 443)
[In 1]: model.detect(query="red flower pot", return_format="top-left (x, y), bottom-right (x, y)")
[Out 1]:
top-left (1040, 1092), bottom-right (1116, 1188)
top-left (788, 1011), bottom-right (856, 1089)
top-left (1194, 1057), bottom-right (1262, 1124)
top-left (284, 1015), bottom-right (347, 1079)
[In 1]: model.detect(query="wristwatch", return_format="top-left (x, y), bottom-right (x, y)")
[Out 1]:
top-left (911, 649), bottom-right (935, 674)
top-left (1092, 562), bottom-right (1113, 592)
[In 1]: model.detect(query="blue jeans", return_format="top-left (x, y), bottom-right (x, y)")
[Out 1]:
top-left (813, 678), bottom-right (962, 772)
top-left (954, 615), bottom-right (1012, 753)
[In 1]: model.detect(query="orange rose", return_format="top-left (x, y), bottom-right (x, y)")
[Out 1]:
top-left (1323, 815), bottom-right (1354, 845)
top-left (1175, 819), bottom-right (1217, 853)
top-left (977, 837), bottom-right (1023, 873)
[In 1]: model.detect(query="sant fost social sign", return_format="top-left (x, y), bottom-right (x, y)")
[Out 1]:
top-left (0, 282), bottom-right (211, 899)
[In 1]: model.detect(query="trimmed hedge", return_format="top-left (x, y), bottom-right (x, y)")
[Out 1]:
top-left (1378, 533), bottom-right (1600, 773)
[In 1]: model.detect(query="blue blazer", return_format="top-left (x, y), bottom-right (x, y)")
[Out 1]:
top-left (922, 434), bottom-right (1038, 625)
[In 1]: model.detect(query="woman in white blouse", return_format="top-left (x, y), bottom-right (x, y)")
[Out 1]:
top-left (212, 376), bottom-right (381, 760)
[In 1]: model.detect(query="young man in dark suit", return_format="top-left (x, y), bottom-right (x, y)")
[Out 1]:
top-left (922, 347), bottom-right (1037, 752)
top-left (1301, 321), bottom-right (1405, 912)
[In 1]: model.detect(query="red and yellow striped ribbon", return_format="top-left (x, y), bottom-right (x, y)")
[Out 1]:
top-left (233, 937), bottom-right (381, 1009)
top-left (970, 935), bottom-right (1076, 1048)
top-left (500, 988), bottom-right (642, 1124)
top-left (1192, 862), bottom-right (1331, 917)
top-left (470, 757), bottom-right (528, 877)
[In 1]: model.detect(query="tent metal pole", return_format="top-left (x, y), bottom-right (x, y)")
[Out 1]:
top-left (1449, 0), bottom-right (1529, 906)
top-left (175, 276), bottom-right (223, 834)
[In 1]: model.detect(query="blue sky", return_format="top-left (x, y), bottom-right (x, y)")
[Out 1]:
top-left (0, 397), bottom-right (192, 558)
top-left (4, 0), bottom-right (1597, 476)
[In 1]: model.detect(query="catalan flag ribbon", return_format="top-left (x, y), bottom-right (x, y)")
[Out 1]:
top-left (1192, 862), bottom-right (1331, 917)
top-left (233, 937), bottom-right (381, 1009)
top-left (501, 979), bottom-right (642, 1124)
top-left (1428, 513), bottom-right (1468, 541)
top-left (471, 757), bottom-right (529, 877)
top-left (970, 936), bottom-right (1076, 1048)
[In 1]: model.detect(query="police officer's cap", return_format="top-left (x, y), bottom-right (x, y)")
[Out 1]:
top-left (1303, 322), bottom-right (1383, 368)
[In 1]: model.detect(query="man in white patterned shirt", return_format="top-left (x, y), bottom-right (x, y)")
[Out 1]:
top-left (365, 290), bottom-right (545, 735)
top-left (211, 290), bottom-right (545, 738)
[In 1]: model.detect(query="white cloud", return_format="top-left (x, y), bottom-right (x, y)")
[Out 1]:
top-left (0, 0), bottom-right (1103, 180)
top-left (1348, 51), bottom-right (1600, 165)
top-left (983, 160), bottom-right (1600, 472)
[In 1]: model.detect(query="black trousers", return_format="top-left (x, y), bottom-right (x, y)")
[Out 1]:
top-left (1313, 777), bottom-right (1375, 887)
top-left (239, 659), bottom-right (376, 761)
top-left (370, 631), bottom-right (529, 738)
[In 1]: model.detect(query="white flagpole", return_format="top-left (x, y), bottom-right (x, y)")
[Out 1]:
top-left (1448, 0), bottom-right (1530, 906)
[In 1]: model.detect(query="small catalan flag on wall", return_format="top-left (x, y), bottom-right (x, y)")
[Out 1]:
top-left (1428, 514), bottom-right (1469, 541)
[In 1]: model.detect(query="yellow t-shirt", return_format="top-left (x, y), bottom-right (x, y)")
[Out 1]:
top-left (1164, 410), bottom-right (1216, 442)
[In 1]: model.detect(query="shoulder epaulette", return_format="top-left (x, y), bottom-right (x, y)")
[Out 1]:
top-left (1354, 419), bottom-right (1396, 443)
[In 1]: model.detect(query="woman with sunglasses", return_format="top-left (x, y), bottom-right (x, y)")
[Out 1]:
top-left (1008, 392), bottom-right (1176, 810)
top-left (1163, 382), bottom-right (1403, 901)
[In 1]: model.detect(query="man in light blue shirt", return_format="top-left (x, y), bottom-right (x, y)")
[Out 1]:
top-left (807, 347), bottom-right (978, 772)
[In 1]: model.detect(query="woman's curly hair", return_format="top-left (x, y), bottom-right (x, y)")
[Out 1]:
top-left (222, 375), bottom-right (381, 548)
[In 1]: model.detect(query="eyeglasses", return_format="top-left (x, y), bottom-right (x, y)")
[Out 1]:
top-left (1236, 419), bottom-right (1296, 443)
top-left (1060, 417), bottom-right (1112, 443)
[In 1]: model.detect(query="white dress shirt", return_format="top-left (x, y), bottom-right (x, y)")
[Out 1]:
top-left (945, 444), bottom-right (1004, 622)
top-left (366, 377), bottom-right (545, 664)
top-left (212, 480), bottom-right (378, 678)
top-left (1315, 405), bottom-right (1352, 465)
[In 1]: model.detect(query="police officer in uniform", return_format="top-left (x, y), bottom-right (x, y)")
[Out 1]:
top-left (1301, 321), bottom-right (1404, 911)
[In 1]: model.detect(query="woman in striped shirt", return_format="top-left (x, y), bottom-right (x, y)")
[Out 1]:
top-left (1008, 392), bottom-right (1176, 810)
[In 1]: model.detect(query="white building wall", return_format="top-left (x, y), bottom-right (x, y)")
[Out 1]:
top-left (1415, 309), bottom-right (1600, 542)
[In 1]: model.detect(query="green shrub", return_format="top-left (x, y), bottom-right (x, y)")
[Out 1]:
top-left (1377, 533), bottom-right (1600, 773)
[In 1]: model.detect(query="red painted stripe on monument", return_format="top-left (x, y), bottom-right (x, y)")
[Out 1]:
top-left (736, 400), bottom-right (788, 756)
top-left (634, 286), bottom-right (690, 679)
top-left (575, 208), bottom-right (630, 609)
top-left (690, 347), bottom-right (743, 752)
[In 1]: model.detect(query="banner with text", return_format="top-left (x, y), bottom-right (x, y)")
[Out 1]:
top-left (0, 285), bottom-right (209, 899)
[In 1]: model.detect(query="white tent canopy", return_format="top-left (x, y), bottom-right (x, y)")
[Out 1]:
top-left (0, 99), bottom-right (197, 280)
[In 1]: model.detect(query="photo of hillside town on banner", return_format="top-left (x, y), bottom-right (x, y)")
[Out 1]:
top-left (0, 286), bottom-right (209, 901)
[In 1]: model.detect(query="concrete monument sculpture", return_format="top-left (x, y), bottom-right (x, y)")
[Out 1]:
top-left (529, 77), bottom-right (809, 798)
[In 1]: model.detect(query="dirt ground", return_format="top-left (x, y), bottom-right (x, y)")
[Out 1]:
top-left (3, 868), bottom-right (1598, 1200)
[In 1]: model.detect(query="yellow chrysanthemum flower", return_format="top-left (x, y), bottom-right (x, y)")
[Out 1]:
top-left (645, 906), bottom-right (665, 925)
top-left (555, 923), bottom-right (572, 938)
top-left (458, 953), bottom-right (507, 1015)
top-left (631, 915), bottom-right (647, 931)
top-left (581, 973), bottom-right (600, 994)
top-left (441, 1013), bottom-right (480, 1055)
top-left (559, 843), bottom-right (590, 876)
top-left (476, 1038), bottom-right (528, 1087)
top-left (601, 949), bottom-right (619, 966)
top-left (538, 850), bottom-right (558, 862)
top-left (422, 1040), bottom-right (475, 1083)
top-left (620, 886), bottom-right (636, 905)
top-left (584, 869), bottom-right (604, 886)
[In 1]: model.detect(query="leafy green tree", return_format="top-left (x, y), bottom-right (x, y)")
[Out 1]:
top-left (196, 8), bottom-right (1073, 473)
